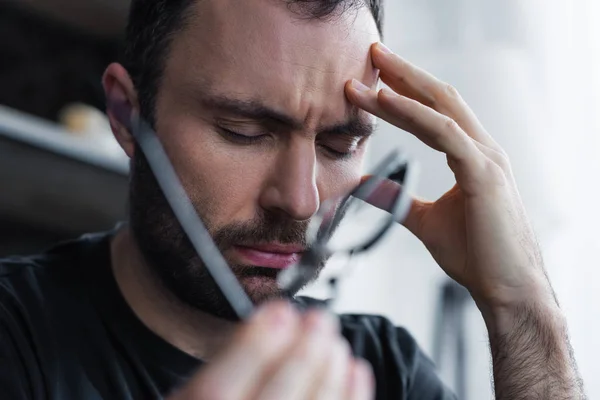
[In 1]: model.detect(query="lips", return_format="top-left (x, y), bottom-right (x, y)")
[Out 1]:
top-left (233, 243), bottom-right (304, 269)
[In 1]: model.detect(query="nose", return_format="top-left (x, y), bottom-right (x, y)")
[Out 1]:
top-left (258, 144), bottom-right (320, 221)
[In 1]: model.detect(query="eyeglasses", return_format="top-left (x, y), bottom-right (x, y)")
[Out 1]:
top-left (108, 94), bottom-right (416, 320)
top-left (277, 150), bottom-right (417, 304)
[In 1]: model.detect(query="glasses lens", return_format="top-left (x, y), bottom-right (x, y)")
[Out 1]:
top-left (309, 152), bottom-right (412, 256)
top-left (321, 191), bottom-right (395, 253)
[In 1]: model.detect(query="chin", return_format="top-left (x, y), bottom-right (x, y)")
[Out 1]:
top-left (239, 275), bottom-right (286, 304)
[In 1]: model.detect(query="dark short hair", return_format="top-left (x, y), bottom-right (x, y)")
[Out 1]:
top-left (123, 0), bottom-right (384, 124)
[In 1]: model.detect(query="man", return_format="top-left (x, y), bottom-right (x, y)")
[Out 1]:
top-left (0, 0), bottom-right (587, 399)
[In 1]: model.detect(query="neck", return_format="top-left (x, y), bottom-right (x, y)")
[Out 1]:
top-left (110, 227), bottom-right (237, 360)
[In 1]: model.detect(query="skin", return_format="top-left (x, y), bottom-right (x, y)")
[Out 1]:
top-left (103, 0), bottom-right (585, 398)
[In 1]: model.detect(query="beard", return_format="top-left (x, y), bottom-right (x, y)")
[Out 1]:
top-left (128, 146), bottom-right (328, 320)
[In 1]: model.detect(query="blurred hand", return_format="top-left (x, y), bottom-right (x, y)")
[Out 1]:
top-left (346, 42), bottom-right (554, 314)
top-left (169, 302), bottom-right (374, 400)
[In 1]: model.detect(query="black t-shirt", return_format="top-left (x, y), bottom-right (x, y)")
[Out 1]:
top-left (0, 232), bottom-right (456, 400)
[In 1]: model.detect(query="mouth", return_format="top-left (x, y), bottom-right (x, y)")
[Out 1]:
top-left (232, 243), bottom-right (305, 269)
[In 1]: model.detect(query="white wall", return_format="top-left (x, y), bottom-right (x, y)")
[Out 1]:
top-left (302, 1), bottom-right (600, 398)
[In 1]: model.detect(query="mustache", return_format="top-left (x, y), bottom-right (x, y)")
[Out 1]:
top-left (212, 212), bottom-right (310, 249)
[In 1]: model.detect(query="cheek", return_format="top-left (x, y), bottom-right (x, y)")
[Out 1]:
top-left (162, 125), bottom-right (270, 226)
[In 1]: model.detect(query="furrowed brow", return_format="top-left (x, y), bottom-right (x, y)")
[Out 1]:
top-left (319, 115), bottom-right (376, 138)
top-left (199, 94), bottom-right (304, 130)
top-left (198, 92), bottom-right (376, 137)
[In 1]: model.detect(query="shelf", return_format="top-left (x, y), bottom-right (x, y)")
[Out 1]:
top-left (0, 105), bottom-right (128, 174)
top-left (0, 106), bottom-right (129, 234)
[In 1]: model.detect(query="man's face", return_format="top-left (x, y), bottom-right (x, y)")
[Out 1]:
top-left (129, 0), bottom-right (380, 319)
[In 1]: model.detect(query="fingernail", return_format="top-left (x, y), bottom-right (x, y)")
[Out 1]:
top-left (377, 42), bottom-right (393, 54)
top-left (351, 79), bottom-right (370, 92)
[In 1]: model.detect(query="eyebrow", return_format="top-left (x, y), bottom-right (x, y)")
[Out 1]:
top-left (199, 93), bottom-right (376, 138)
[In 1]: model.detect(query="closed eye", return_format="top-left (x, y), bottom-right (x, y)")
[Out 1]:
top-left (321, 145), bottom-right (357, 160)
top-left (218, 127), bottom-right (268, 144)
top-left (318, 135), bottom-right (363, 160)
top-left (218, 125), bottom-right (366, 160)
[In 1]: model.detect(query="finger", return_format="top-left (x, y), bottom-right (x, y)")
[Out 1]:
top-left (370, 42), bottom-right (498, 149)
top-left (183, 301), bottom-right (300, 400)
top-left (312, 338), bottom-right (352, 400)
top-left (345, 359), bottom-right (375, 400)
top-left (254, 310), bottom-right (339, 400)
top-left (473, 140), bottom-right (512, 173)
top-left (347, 81), bottom-right (485, 173)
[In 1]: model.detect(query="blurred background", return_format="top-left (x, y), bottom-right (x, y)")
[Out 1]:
top-left (1, 0), bottom-right (599, 398)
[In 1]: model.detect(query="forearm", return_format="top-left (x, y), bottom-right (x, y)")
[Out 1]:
top-left (484, 298), bottom-right (586, 400)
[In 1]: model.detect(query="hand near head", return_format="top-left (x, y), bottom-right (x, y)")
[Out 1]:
top-left (346, 43), bottom-right (587, 399)
top-left (169, 301), bottom-right (374, 400)
top-left (348, 43), bottom-right (551, 314)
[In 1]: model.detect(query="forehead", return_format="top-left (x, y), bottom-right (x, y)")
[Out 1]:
top-left (163, 0), bottom-right (380, 127)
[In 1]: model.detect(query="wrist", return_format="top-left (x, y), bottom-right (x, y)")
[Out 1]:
top-left (479, 296), bottom-right (566, 339)
top-left (476, 283), bottom-right (564, 338)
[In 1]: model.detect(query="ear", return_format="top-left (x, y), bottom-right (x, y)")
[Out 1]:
top-left (102, 63), bottom-right (139, 159)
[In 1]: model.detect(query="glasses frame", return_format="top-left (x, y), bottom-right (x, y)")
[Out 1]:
top-left (278, 150), bottom-right (417, 296)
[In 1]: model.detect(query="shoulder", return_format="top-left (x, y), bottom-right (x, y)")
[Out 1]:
top-left (0, 232), bottom-right (111, 328)
top-left (0, 253), bottom-right (65, 398)
top-left (0, 233), bottom-right (113, 386)
top-left (0, 243), bottom-right (74, 336)
top-left (0, 253), bottom-right (51, 314)
top-left (0, 236), bottom-right (88, 304)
